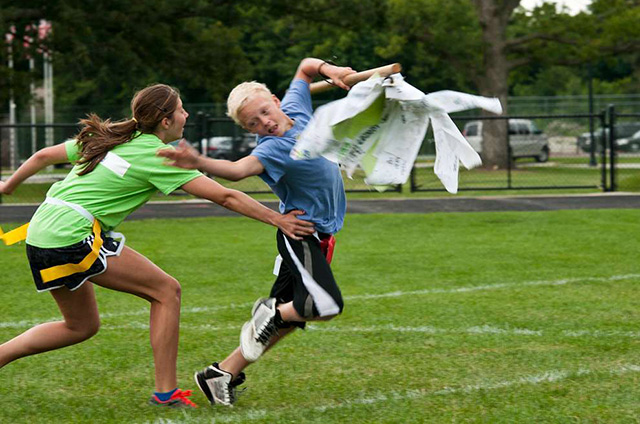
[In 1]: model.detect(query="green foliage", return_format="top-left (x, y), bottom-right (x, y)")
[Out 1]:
top-left (0, 0), bottom-right (638, 118)
top-left (380, 0), bottom-right (482, 92)
top-left (511, 66), bottom-right (583, 96)
top-left (508, 0), bottom-right (640, 97)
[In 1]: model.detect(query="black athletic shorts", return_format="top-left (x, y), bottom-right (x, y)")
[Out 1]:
top-left (270, 230), bottom-right (344, 322)
top-left (26, 232), bottom-right (123, 293)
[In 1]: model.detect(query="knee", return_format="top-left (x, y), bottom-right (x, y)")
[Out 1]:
top-left (84, 319), bottom-right (101, 339)
top-left (158, 276), bottom-right (182, 304)
top-left (68, 317), bottom-right (100, 341)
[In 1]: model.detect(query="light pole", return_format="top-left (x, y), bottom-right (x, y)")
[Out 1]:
top-left (39, 20), bottom-right (54, 150)
top-left (588, 63), bottom-right (596, 167)
top-left (5, 26), bottom-right (17, 171)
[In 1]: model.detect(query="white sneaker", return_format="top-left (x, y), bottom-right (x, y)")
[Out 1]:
top-left (194, 362), bottom-right (246, 406)
top-left (239, 297), bottom-right (278, 362)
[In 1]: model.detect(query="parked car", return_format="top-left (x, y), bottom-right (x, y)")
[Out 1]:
top-left (576, 122), bottom-right (640, 153)
top-left (463, 119), bottom-right (549, 162)
top-left (617, 129), bottom-right (640, 152)
top-left (202, 133), bottom-right (257, 160)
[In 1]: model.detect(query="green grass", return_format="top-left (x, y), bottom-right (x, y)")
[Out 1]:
top-left (1, 210), bottom-right (639, 423)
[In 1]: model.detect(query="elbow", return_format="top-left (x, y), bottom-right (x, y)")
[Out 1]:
top-left (301, 57), bottom-right (315, 67)
top-left (217, 189), bottom-right (237, 209)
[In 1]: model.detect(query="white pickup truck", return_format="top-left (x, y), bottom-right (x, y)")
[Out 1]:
top-left (463, 119), bottom-right (550, 162)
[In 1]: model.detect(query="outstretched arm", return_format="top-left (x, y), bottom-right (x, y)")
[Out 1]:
top-left (158, 140), bottom-right (264, 181)
top-left (181, 176), bottom-right (314, 240)
top-left (0, 143), bottom-right (69, 195)
top-left (294, 58), bottom-right (356, 91)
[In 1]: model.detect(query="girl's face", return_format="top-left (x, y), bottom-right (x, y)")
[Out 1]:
top-left (238, 94), bottom-right (291, 137)
top-left (164, 98), bottom-right (189, 142)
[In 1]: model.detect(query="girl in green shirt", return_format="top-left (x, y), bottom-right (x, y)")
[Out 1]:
top-left (0, 84), bottom-right (314, 408)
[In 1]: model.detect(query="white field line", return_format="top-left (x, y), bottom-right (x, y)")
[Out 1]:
top-left (2, 320), bottom-right (638, 339)
top-left (346, 273), bottom-right (640, 301)
top-left (306, 323), bottom-right (544, 336)
top-left (141, 364), bottom-right (640, 424)
top-left (0, 302), bottom-right (254, 329)
top-left (2, 273), bottom-right (638, 328)
top-left (306, 324), bottom-right (640, 339)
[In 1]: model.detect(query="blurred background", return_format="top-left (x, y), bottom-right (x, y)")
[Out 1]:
top-left (1, 0), bottom-right (639, 197)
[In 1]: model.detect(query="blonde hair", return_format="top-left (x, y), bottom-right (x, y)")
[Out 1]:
top-left (226, 81), bottom-right (272, 125)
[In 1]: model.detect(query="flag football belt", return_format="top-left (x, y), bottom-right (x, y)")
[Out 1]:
top-left (1, 197), bottom-right (104, 283)
top-left (272, 233), bottom-right (336, 276)
top-left (319, 235), bottom-right (336, 265)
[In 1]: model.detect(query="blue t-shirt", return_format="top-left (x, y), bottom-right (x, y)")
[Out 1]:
top-left (251, 79), bottom-right (346, 234)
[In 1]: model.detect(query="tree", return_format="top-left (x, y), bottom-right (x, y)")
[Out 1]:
top-left (471, 0), bottom-right (521, 168)
top-left (2, 0), bottom-right (637, 139)
top-left (0, 0), bottom-right (253, 120)
top-left (471, 0), bottom-right (640, 168)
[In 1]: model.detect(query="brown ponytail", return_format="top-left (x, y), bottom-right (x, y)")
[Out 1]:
top-left (75, 115), bottom-right (138, 175)
top-left (75, 84), bottom-right (180, 175)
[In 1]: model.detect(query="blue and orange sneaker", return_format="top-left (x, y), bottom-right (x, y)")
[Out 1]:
top-left (149, 388), bottom-right (198, 408)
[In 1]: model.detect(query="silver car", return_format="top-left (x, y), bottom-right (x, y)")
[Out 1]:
top-left (577, 123), bottom-right (640, 153)
top-left (463, 119), bottom-right (550, 162)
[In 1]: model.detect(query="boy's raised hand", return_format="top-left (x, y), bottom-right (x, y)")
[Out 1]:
top-left (328, 66), bottom-right (357, 91)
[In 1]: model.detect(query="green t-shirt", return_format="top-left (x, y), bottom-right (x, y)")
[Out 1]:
top-left (26, 133), bottom-right (202, 248)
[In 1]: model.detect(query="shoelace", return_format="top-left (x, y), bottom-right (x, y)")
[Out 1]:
top-left (256, 317), bottom-right (278, 345)
top-left (228, 373), bottom-right (247, 403)
top-left (171, 389), bottom-right (198, 408)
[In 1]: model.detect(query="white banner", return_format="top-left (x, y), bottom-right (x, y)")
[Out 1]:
top-left (292, 74), bottom-right (502, 193)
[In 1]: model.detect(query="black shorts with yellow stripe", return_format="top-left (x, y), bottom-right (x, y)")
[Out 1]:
top-left (26, 232), bottom-right (123, 293)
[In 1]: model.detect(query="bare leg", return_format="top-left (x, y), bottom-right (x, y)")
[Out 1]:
top-left (0, 282), bottom-right (100, 368)
top-left (90, 246), bottom-right (182, 393)
top-left (219, 300), bottom-right (338, 378)
top-left (219, 326), bottom-right (297, 378)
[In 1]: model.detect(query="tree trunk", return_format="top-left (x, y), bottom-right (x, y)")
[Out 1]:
top-left (472, 0), bottom-right (521, 169)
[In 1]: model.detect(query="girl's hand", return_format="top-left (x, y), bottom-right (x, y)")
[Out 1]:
top-left (0, 181), bottom-right (12, 195)
top-left (277, 210), bottom-right (316, 240)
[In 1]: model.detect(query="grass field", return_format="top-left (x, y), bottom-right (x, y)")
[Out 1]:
top-left (1, 210), bottom-right (639, 423)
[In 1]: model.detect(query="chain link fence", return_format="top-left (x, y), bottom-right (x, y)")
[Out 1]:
top-left (1, 105), bottom-right (638, 204)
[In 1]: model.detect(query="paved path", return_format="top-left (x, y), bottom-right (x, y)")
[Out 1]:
top-left (1, 193), bottom-right (639, 224)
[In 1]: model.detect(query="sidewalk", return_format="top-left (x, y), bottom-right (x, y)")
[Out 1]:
top-left (1, 193), bottom-right (639, 224)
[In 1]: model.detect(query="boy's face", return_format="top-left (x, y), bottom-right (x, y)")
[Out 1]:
top-left (238, 94), bottom-right (290, 137)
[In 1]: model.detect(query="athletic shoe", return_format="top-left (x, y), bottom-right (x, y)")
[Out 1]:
top-left (194, 362), bottom-right (246, 406)
top-left (149, 388), bottom-right (198, 408)
top-left (240, 297), bottom-right (278, 362)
